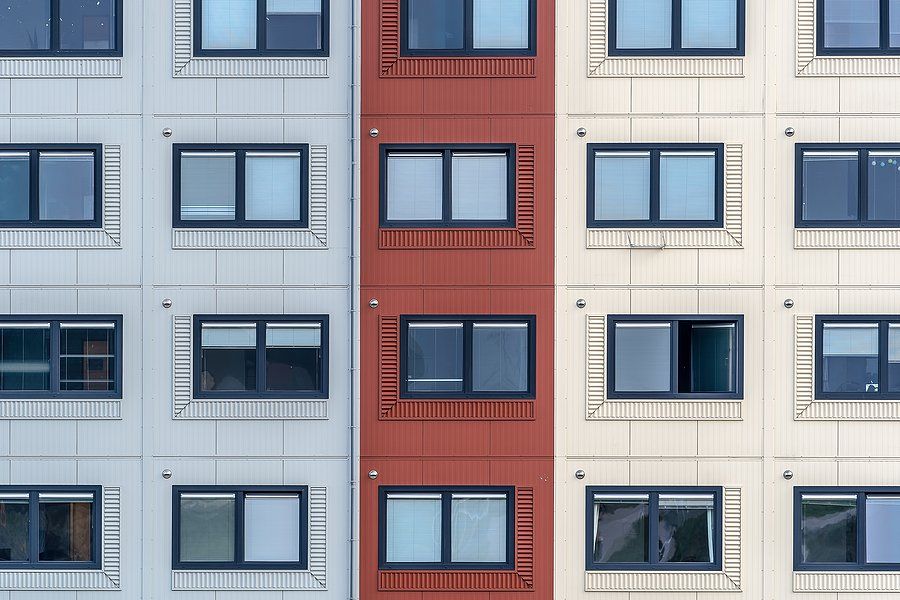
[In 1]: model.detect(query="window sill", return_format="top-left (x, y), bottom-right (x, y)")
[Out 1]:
top-left (0, 399), bottom-right (120, 420)
top-left (793, 571), bottom-right (900, 592)
top-left (0, 57), bottom-right (121, 78)
top-left (794, 228), bottom-right (900, 249)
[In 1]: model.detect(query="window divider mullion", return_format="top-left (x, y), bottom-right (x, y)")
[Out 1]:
top-left (30, 150), bottom-right (39, 225)
top-left (880, 321), bottom-right (889, 398)
top-left (443, 151), bottom-right (453, 224)
top-left (857, 492), bottom-right (866, 568)
top-left (50, 321), bottom-right (61, 394)
top-left (672, 0), bottom-right (682, 52)
top-left (648, 492), bottom-right (659, 566)
top-left (236, 491), bottom-right (246, 566)
top-left (464, 0), bottom-right (473, 52)
top-left (464, 321), bottom-right (473, 395)
top-left (50, 0), bottom-right (60, 52)
top-left (882, 0), bottom-right (891, 52)
top-left (650, 150), bottom-right (661, 224)
top-left (257, 322), bottom-right (266, 395)
top-left (859, 148), bottom-right (869, 224)
top-left (258, 0), bottom-right (267, 52)
top-left (29, 491), bottom-right (39, 565)
top-left (442, 493), bottom-right (452, 566)
top-left (669, 320), bottom-right (678, 397)
top-left (236, 150), bottom-right (247, 223)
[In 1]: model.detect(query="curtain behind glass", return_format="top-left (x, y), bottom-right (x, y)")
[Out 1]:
top-left (451, 495), bottom-right (507, 563)
top-left (592, 495), bottom-right (649, 563)
top-left (616, 0), bottom-right (672, 49)
top-left (386, 496), bottom-right (441, 563)
top-left (657, 494), bottom-right (714, 564)
top-left (614, 324), bottom-right (671, 392)
top-left (473, 0), bottom-right (529, 49)
top-left (471, 323), bottom-right (528, 392)
top-left (800, 495), bottom-right (857, 564)
top-left (595, 152), bottom-right (651, 221)
top-left (244, 494), bottom-right (300, 562)
top-left (451, 153), bottom-right (508, 221)
top-left (245, 153), bottom-right (303, 221)
top-left (202, 0), bottom-right (256, 49)
top-left (659, 152), bottom-right (715, 221)
top-left (681, 0), bottom-right (737, 49)
top-left (386, 154), bottom-right (442, 221)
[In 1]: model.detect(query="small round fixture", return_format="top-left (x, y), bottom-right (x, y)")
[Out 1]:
top-left (576, 127), bottom-right (587, 138)
top-left (784, 299), bottom-right (794, 309)
top-left (162, 469), bottom-right (173, 480)
top-left (162, 128), bottom-right (173, 138)
top-left (575, 469), bottom-right (586, 480)
top-left (369, 128), bottom-right (379, 138)
top-left (162, 298), bottom-right (173, 309)
top-left (784, 127), bottom-right (795, 138)
top-left (369, 298), bottom-right (379, 309)
top-left (576, 299), bottom-right (587, 309)
top-left (368, 470), bottom-right (378, 480)
top-left (783, 470), bottom-right (794, 480)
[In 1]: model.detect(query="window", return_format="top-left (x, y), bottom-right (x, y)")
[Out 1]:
top-left (400, 316), bottom-right (535, 399)
top-left (794, 487), bottom-right (900, 570)
top-left (0, 486), bottom-right (101, 570)
top-left (609, 0), bottom-right (744, 56)
top-left (173, 145), bottom-right (309, 228)
top-left (817, 0), bottom-right (900, 55)
top-left (193, 315), bottom-right (327, 399)
top-left (0, 0), bottom-right (122, 57)
top-left (587, 144), bottom-right (724, 228)
top-left (194, 0), bottom-right (328, 56)
top-left (795, 145), bottom-right (900, 227)
top-left (814, 316), bottom-right (900, 399)
top-left (0, 146), bottom-right (102, 228)
top-left (379, 487), bottom-right (514, 570)
top-left (587, 487), bottom-right (722, 572)
top-left (401, 0), bottom-right (536, 56)
top-left (381, 145), bottom-right (516, 228)
top-left (608, 315), bottom-right (743, 400)
top-left (173, 486), bottom-right (308, 570)
top-left (0, 316), bottom-right (121, 399)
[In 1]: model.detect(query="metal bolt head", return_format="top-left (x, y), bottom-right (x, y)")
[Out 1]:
top-left (369, 128), bottom-right (379, 138)
top-left (162, 298), bottom-right (173, 309)
top-left (576, 127), bottom-right (587, 138)
top-left (368, 470), bottom-right (378, 480)
top-left (162, 469), bottom-right (173, 480)
top-left (785, 127), bottom-right (795, 137)
top-left (575, 469), bottom-right (586, 480)
top-left (162, 128), bottom-right (173, 138)
top-left (576, 299), bottom-right (587, 309)
top-left (369, 298), bottom-right (379, 309)
top-left (784, 299), bottom-right (794, 309)
top-left (783, 470), bottom-right (794, 480)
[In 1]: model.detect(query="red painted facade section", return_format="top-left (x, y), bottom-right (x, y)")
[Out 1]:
top-left (361, 0), bottom-right (554, 596)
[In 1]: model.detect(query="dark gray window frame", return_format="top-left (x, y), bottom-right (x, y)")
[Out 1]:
top-left (816, 0), bottom-right (900, 56)
top-left (814, 315), bottom-right (900, 400)
top-left (0, 0), bottom-right (123, 57)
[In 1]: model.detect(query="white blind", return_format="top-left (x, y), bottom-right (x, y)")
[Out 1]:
top-left (268, 0), bottom-right (321, 13)
top-left (822, 323), bottom-right (878, 356)
top-left (386, 496), bottom-right (442, 563)
top-left (616, 0), bottom-right (672, 49)
top-left (265, 323), bottom-right (321, 347)
top-left (595, 151), bottom-right (651, 220)
top-left (823, 0), bottom-right (880, 49)
top-left (38, 152), bottom-right (95, 221)
top-left (451, 153), bottom-right (508, 221)
top-left (614, 323), bottom-right (671, 392)
top-left (866, 496), bottom-right (900, 563)
top-left (245, 153), bottom-right (303, 221)
top-left (201, 323), bottom-right (256, 348)
top-left (244, 494), bottom-right (301, 562)
top-left (659, 152), bottom-right (716, 221)
top-left (181, 153), bottom-right (236, 220)
top-left (681, 0), bottom-right (737, 49)
top-left (202, 0), bottom-right (256, 49)
top-left (473, 0), bottom-right (529, 49)
top-left (386, 154), bottom-right (443, 221)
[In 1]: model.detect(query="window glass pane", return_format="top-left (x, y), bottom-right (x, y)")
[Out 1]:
top-left (659, 152), bottom-right (716, 221)
top-left (266, 0), bottom-right (323, 50)
top-left (802, 152), bottom-right (859, 222)
top-left (407, 0), bottom-right (464, 50)
top-left (595, 151), bottom-right (651, 221)
top-left (244, 494), bottom-right (300, 562)
top-left (614, 323), bottom-right (671, 392)
top-left (60, 323), bottom-right (116, 392)
top-left (386, 495), bottom-right (442, 563)
top-left (0, 153), bottom-right (30, 222)
top-left (179, 493), bottom-right (235, 563)
top-left (0, 325), bottom-right (50, 392)
top-left (866, 495), bottom-right (900, 563)
top-left (823, 0), bottom-right (880, 49)
top-left (38, 152), bottom-right (94, 221)
top-left (407, 323), bottom-right (463, 393)
top-left (265, 324), bottom-right (322, 392)
top-left (658, 494), bottom-right (715, 564)
top-left (38, 493), bottom-right (93, 562)
top-left (689, 323), bottom-right (735, 393)
top-left (681, 0), bottom-right (737, 49)
top-left (592, 494), bottom-right (649, 564)
top-left (0, 496), bottom-right (29, 562)
top-left (386, 153), bottom-right (443, 221)
top-left (867, 152), bottom-right (900, 221)
top-left (59, 0), bottom-right (117, 51)
top-left (472, 323), bottom-right (528, 393)
top-left (889, 325), bottom-right (900, 392)
top-left (246, 153), bottom-right (303, 221)
top-left (0, 0), bottom-right (50, 50)
top-left (892, 0), bottom-right (900, 46)
top-left (473, 0), bottom-right (529, 49)
top-left (202, 0), bottom-right (256, 49)
top-left (451, 494), bottom-right (507, 563)
top-left (180, 153), bottom-right (237, 221)
top-left (800, 495), bottom-right (857, 564)
top-left (200, 324), bottom-right (257, 392)
top-left (616, 0), bottom-right (672, 49)
top-left (822, 323), bottom-right (879, 394)
top-left (451, 153), bottom-right (508, 221)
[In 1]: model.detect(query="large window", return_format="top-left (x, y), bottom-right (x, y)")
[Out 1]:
top-left (173, 145), bottom-right (309, 229)
top-left (0, 316), bottom-right (121, 399)
top-left (0, 486), bottom-right (101, 570)
top-left (587, 144), bottom-right (724, 228)
top-left (194, 0), bottom-right (328, 56)
top-left (814, 316), bottom-right (900, 399)
top-left (379, 487), bottom-right (514, 570)
top-left (586, 487), bottom-right (722, 571)
top-left (794, 487), bottom-right (900, 570)
top-left (609, 0), bottom-right (745, 56)
top-left (0, 146), bottom-right (102, 228)
top-left (173, 486), bottom-right (308, 570)
top-left (0, 0), bottom-right (122, 57)
top-left (817, 0), bottom-right (900, 55)
top-left (400, 316), bottom-right (535, 399)
top-left (608, 315), bottom-right (743, 400)
top-left (381, 145), bottom-right (516, 228)
top-left (401, 0), bottom-right (536, 56)
top-left (796, 145), bottom-right (900, 227)
top-left (193, 315), bottom-right (327, 399)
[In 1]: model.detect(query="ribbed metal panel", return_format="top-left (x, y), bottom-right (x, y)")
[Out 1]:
top-left (103, 145), bottom-right (122, 245)
top-left (796, 0), bottom-right (816, 73)
top-left (172, 229), bottom-right (325, 249)
top-left (515, 487), bottom-right (535, 586)
top-left (793, 571), bottom-right (900, 592)
top-left (724, 144), bottom-right (743, 244)
top-left (801, 400), bottom-right (900, 421)
top-left (591, 400), bottom-right (742, 421)
top-left (587, 0), bottom-right (606, 74)
top-left (172, 570), bottom-right (324, 591)
top-left (803, 56), bottom-right (900, 76)
top-left (309, 145), bottom-right (328, 245)
top-left (585, 315), bottom-right (605, 418)
top-left (585, 570), bottom-right (740, 592)
top-left (0, 400), bottom-right (120, 419)
top-left (386, 400), bottom-right (534, 420)
top-left (378, 316), bottom-right (400, 417)
top-left (794, 316), bottom-right (815, 418)
top-left (172, 0), bottom-right (192, 74)
top-left (0, 58), bottom-right (121, 78)
top-left (795, 228), bottom-right (900, 248)
top-left (308, 486), bottom-right (327, 586)
top-left (0, 229), bottom-right (118, 249)
top-left (103, 487), bottom-right (122, 586)
top-left (172, 316), bottom-right (193, 417)
top-left (516, 145), bottom-right (536, 243)
top-left (587, 229), bottom-right (741, 249)
top-left (178, 400), bottom-right (328, 420)
top-left (722, 487), bottom-right (741, 587)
